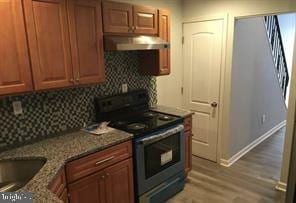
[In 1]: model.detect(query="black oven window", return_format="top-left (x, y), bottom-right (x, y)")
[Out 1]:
top-left (144, 132), bottom-right (180, 179)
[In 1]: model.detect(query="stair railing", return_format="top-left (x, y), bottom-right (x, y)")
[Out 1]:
top-left (264, 15), bottom-right (289, 99)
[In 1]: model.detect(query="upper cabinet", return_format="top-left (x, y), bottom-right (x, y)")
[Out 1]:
top-left (24, 0), bottom-right (74, 90)
top-left (0, 0), bottom-right (33, 95)
top-left (0, 0), bottom-right (170, 96)
top-left (133, 5), bottom-right (158, 35)
top-left (68, 0), bottom-right (105, 85)
top-left (102, 1), bottom-right (133, 34)
top-left (139, 9), bottom-right (171, 76)
top-left (158, 9), bottom-right (171, 75)
top-left (24, 0), bottom-right (105, 90)
top-left (102, 1), bottom-right (158, 35)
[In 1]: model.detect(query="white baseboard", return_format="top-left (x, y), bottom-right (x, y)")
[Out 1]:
top-left (220, 120), bottom-right (286, 167)
top-left (275, 181), bottom-right (287, 192)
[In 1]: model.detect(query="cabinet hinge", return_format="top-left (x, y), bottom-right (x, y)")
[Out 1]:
top-left (182, 36), bottom-right (184, 45)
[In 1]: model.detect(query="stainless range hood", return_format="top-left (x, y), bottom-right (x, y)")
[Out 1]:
top-left (104, 36), bottom-right (170, 51)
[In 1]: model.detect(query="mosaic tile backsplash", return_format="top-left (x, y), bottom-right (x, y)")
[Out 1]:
top-left (0, 51), bottom-right (156, 151)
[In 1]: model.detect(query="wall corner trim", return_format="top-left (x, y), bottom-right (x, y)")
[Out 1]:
top-left (275, 181), bottom-right (287, 192)
top-left (220, 120), bottom-right (287, 167)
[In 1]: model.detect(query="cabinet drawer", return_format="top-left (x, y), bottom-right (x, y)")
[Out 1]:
top-left (184, 116), bottom-right (192, 132)
top-left (48, 168), bottom-right (67, 197)
top-left (66, 140), bottom-right (132, 183)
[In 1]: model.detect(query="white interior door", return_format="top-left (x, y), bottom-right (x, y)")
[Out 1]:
top-left (183, 19), bottom-right (224, 162)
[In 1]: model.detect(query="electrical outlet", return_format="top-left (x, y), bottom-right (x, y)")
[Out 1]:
top-left (122, 84), bottom-right (128, 93)
top-left (12, 101), bottom-right (23, 115)
top-left (261, 114), bottom-right (266, 124)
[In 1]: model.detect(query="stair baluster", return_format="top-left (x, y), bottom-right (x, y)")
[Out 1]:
top-left (264, 15), bottom-right (289, 99)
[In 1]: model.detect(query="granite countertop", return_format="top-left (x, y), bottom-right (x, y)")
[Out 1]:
top-left (152, 105), bottom-right (194, 118)
top-left (0, 130), bottom-right (133, 202)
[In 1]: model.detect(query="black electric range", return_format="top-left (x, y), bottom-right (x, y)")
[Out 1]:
top-left (95, 90), bottom-right (183, 137)
top-left (95, 90), bottom-right (186, 202)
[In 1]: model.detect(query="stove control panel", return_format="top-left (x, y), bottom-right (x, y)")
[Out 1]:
top-left (95, 89), bottom-right (149, 113)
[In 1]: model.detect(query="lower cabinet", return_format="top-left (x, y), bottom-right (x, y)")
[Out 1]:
top-left (68, 158), bottom-right (134, 203)
top-left (68, 171), bottom-right (106, 203)
top-left (48, 141), bottom-right (134, 203)
top-left (105, 159), bottom-right (134, 203)
top-left (184, 116), bottom-right (193, 174)
top-left (48, 168), bottom-right (68, 202)
top-left (185, 131), bottom-right (192, 173)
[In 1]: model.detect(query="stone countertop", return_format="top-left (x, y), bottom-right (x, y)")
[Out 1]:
top-left (151, 105), bottom-right (194, 118)
top-left (0, 130), bottom-right (133, 203)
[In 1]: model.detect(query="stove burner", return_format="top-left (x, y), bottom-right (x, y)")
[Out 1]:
top-left (127, 123), bottom-right (147, 131)
top-left (143, 112), bottom-right (158, 118)
top-left (158, 114), bottom-right (173, 121)
top-left (111, 121), bottom-right (127, 126)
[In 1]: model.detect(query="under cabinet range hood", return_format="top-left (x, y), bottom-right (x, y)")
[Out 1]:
top-left (104, 36), bottom-right (170, 51)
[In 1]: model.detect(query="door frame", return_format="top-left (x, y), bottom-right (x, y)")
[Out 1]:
top-left (231, 12), bottom-right (296, 192)
top-left (182, 14), bottom-right (228, 163)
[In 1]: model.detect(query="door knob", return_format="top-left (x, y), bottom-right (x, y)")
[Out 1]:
top-left (211, 102), bottom-right (218, 108)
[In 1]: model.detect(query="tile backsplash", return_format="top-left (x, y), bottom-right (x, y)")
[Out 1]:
top-left (0, 51), bottom-right (156, 151)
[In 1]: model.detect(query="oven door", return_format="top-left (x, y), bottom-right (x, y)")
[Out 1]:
top-left (135, 124), bottom-right (185, 196)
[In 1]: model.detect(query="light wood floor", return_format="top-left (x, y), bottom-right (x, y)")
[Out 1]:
top-left (169, 128), bottom-right (286, 203)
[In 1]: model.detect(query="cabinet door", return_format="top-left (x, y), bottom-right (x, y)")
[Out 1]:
top-left (60, 188), bottom-right (69, 203)
top-left (158, 9), bottom-right (170, 75)
top-left (68, 171), bottom-right (106, 203)
top-left (185, 131), bottom-right (192, 174)
top-left (68, 0), bottom-right (105, 85)
top-left (0, 0), bottom-right (33, 95)
top-left (105, 159), bottom-right (134, 203)
top-left (102, 1), bottom-right (133, 34)
top-left (133, 5), bottom-right (158, 35)
top-left (23, 0), bottom-right (73, 90)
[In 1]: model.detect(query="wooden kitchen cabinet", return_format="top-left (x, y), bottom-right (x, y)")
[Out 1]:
top-left (68, 159), bottom-right (134, 203)
top-left (0, 0), bottom-right (33, 95)
top-left (23, 0), bottom-right (74, 90)
top-left (68, 0), bottom-right (105, 85)
top-left (105, 159), bottom-right (134, 203)
top-left (184, 116), bottom-right (193, 174)
top-left (68, 171), bottom-right (106, 203)
top-left (102, 1), bottom-right (133, 34)
top-left (139, 9), bottom-right (170, 76)
top-left (48, 168), bottom-right (68, 202)
top-left (133, 5), bottom-right (158, 35)
top-left (102, 1), bottom-right (158, 35)
top-left (23, 0), bottom-right (104, 91)
top-left (66, 141), bottom-right (134, 203)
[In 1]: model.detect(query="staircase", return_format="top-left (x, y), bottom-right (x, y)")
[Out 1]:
top-left (264, 15), bottom-right (289, 99)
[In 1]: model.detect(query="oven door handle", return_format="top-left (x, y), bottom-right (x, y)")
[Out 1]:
top-left (139, 125), bottom-right (184, 146)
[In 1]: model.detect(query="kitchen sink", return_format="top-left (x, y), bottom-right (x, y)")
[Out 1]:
top-left (0, 158), bottom-right (46, 192)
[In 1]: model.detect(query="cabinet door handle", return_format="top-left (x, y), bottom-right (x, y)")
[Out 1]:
top-left (95, 156), bottom-right (114, 166)
top-left (69, 78), bottom-right (74, 83)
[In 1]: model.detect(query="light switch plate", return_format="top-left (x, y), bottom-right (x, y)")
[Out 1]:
top-left (261, 114), bottom-right (266, 124)
top-left (12, 101), bottom-right (23, 115)
top-left (122, 84), bottom-right (128, 93)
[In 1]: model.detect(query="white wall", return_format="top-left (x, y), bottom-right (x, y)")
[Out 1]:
top-left (111, 0), bottom-right (184, 108)
top-left (183, 0), bottom-right (296, 20)
top-left (278, 13), bottom-right (296, 105)
top-left (182, 0), bottom-right (296, 186)
top-left (230, 17), bottom-right (287, 157)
